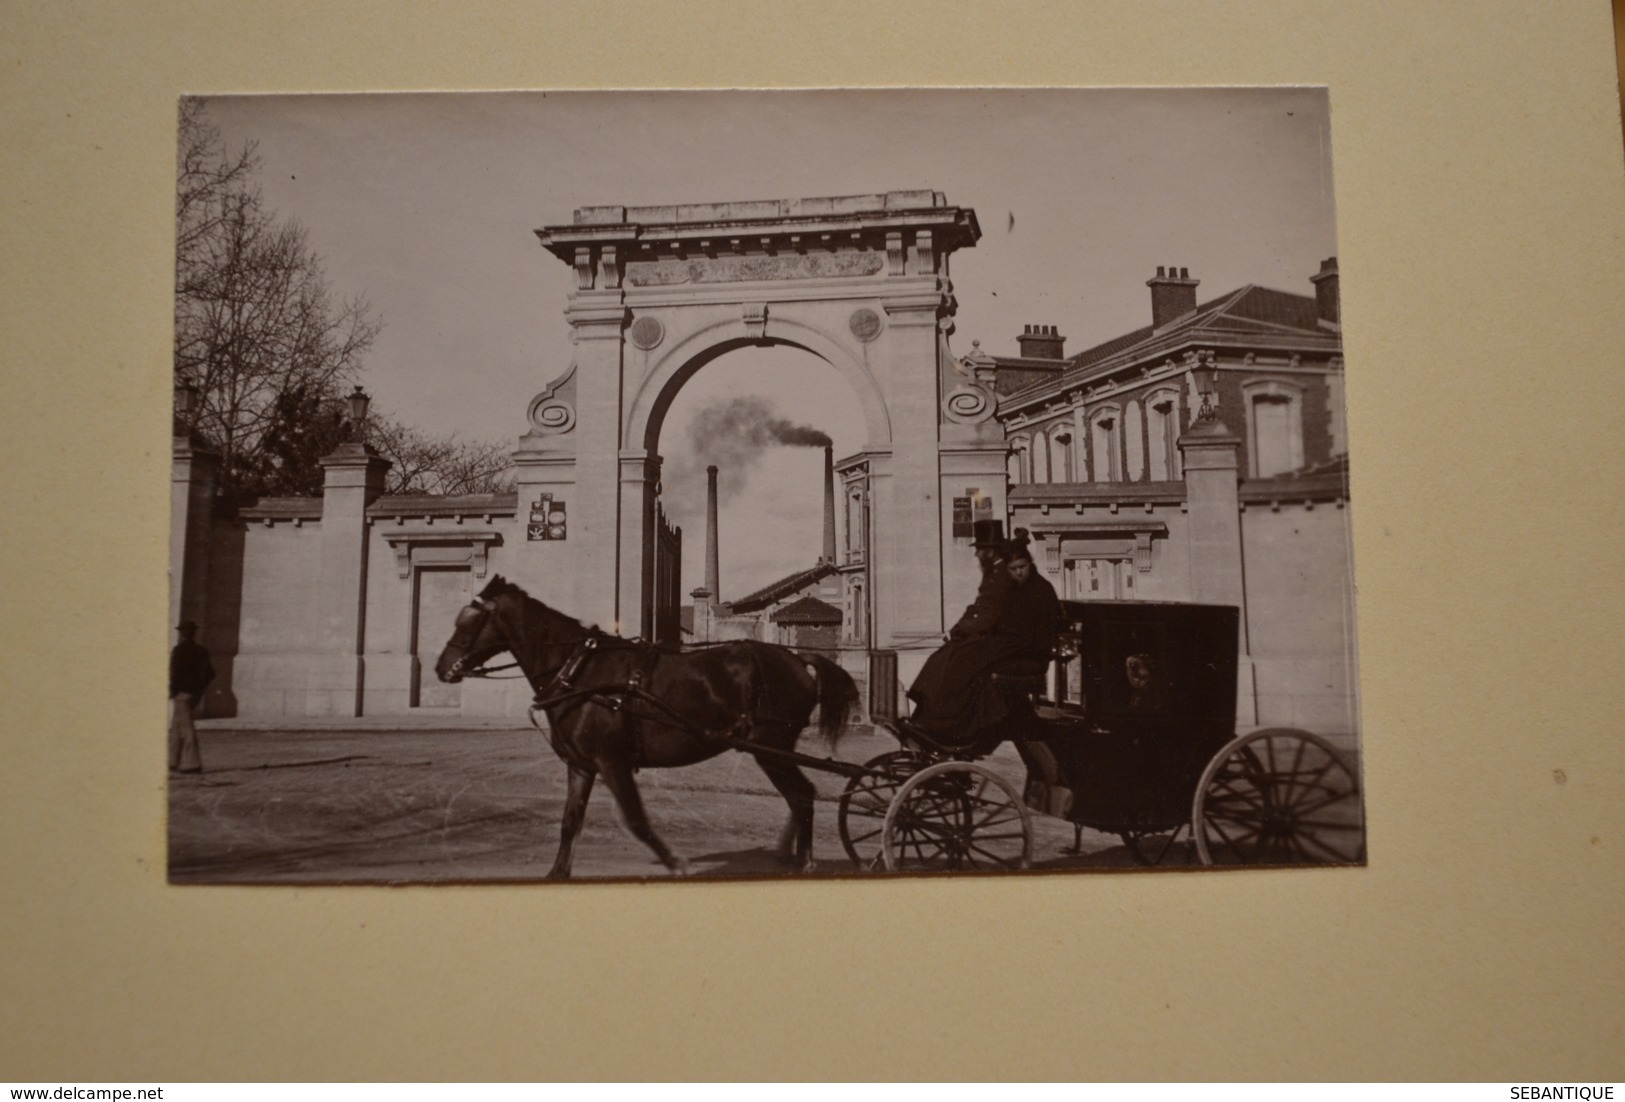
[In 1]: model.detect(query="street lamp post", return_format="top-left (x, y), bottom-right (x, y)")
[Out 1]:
top-left (346, 385), bottom-right (371, 445)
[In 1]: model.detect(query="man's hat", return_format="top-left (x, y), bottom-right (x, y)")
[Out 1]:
top-left (971, 519), bottom-right (1006, 548)
top-left (176, 619), bottom-right (198, 633)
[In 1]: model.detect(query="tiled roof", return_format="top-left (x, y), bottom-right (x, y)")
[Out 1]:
top-left (1006, 285), bottom-right (1333, 405)
top-left (769, 595), bottom-right (843, 625)
top-left (729, 562), bottom-right (837, 613)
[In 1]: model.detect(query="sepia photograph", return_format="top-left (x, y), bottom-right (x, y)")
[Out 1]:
top-left (167, 88), bottom-right (1364, 883)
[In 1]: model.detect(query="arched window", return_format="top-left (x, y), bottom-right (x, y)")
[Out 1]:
top-left (1050, 428), bottom-right (1072, 482)
top-left (1008, 436), bottom-right (1031, 485)
top-left (1090, 406), bottom-right (1122, 482)
top-left (1145, 388), bottom-right (1182, 481)
top-left (1032, 428), bottom-right (1051, 484)
top-left (1243, 379), bottom-right (1305, 477)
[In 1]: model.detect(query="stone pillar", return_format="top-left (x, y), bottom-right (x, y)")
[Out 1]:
top-left (566, 299), bottom-right (629, 632)
top-left (1177, 416), bottom-right (1256, 725)
top-left (617, 449), bottom-right (660, 637)
top-left (878, 296), bottom-right (947, 648)
top-left (511, 445), bottom-right (580, 610)
top-left (170, 435), bottom-right (220, 641)
top-left (309, 443), bottom-right (390, 716)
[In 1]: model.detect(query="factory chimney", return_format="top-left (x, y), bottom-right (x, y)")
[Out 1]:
top-left (822, 444), bottom-right (837, 565)
top-left (704, 464), bottom-right (720, 604)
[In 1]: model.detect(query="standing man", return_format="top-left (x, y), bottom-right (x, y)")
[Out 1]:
top-left (169, 619), bottom-right (213, 774)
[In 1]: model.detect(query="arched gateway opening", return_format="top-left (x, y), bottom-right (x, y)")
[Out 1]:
top-left (510, 192), bottom-right (1003, 681)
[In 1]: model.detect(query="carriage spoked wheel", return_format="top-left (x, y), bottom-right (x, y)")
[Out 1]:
top-left (1118, 823), bottom-right (1198, 867)
top-left (881, 761), bottom-right (1033, 873)
top-left (837, 750), bottom-right (932, 870)
top-left (1192, 728), bottom-right (1365, 866)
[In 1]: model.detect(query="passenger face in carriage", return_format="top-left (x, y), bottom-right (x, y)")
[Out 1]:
top-left (1006, 543), bottom-right (1036, 585)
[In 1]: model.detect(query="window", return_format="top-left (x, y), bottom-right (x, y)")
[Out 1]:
top-left (1243, 380), bottom-right (1305, 477)
top-left (1051, 428), bottom-right (1072, 482)
top-left (1090, 407), bottom-right (1122, 482)
top-left (1066, 558), bottom-right (1135, 600)
top-left (1145, 389), bottom-right (1181, 480)
top-left (1007, 436), bottom-right (1031, 485)
top-left (1032, 428), bottom-right (1051, 484)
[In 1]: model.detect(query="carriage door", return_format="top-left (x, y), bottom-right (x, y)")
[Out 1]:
top-left (411, 566), bottom-right (471, 709)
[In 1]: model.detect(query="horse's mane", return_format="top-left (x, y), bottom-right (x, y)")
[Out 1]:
top-left (478, 575), bottom-right (594, 635)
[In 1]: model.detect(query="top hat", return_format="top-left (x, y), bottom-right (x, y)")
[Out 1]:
top-left (970, 519), bottom-right (1007, 548)
top-left (176, 619), bottom-right (198, 633)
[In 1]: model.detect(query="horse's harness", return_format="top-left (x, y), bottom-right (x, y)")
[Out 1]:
top-left (452, 595), bottom-right (701, 741)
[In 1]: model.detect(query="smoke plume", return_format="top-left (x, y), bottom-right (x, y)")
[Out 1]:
top-left (680, 396), bottom-right (830, 503)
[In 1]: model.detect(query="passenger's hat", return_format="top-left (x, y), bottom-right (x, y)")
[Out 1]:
top-left (176, 619), bottom-right (198, 633)
top-left (1005, 527), bottom-right (1036, 563)
top-left (971, 519), bottom-right (1006, 548)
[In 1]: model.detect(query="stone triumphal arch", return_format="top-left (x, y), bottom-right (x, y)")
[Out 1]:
top-left (510, 191), bottom-right (1005, 664)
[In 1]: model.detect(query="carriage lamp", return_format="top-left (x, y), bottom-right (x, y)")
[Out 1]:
top-left (347, 385), bottom-right (371, 442)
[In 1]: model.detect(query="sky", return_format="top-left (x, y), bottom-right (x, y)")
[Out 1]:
top-left (197, 89), bottom-right (1338, 599)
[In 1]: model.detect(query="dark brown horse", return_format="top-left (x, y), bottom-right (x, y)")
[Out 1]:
top-left (435, 575), bottom-right (859, 879)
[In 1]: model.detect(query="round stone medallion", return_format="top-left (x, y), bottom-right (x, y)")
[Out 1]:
top-left (849, 308), bottom-right (883, 342)
top-left (629, 316), bottom-right (665, 350)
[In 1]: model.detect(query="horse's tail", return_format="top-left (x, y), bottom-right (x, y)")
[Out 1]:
top-left (800, 652), bottom-right (860, 747)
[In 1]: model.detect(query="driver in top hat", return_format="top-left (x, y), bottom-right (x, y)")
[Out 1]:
top-left (904, 519), bottom-right (1046, 746)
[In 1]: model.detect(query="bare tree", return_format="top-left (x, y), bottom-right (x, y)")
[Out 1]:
top-left (173, 99), bottom-right (380, 499)
top-left (370, 417), bottom-right (515, 496)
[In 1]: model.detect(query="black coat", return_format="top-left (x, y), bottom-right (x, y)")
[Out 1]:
top-left (908, 570), bottom-right (1062, 737)
top-left (169, 639), bottom-right (215, 698)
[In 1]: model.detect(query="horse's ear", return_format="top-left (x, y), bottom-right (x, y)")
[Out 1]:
top-left (478, 575), bottom-right (506, 599)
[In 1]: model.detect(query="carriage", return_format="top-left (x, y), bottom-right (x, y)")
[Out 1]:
top-left (835, 599), bottom-right (1366, 871)
top-left (437, 579), bottom-right (1364, 877)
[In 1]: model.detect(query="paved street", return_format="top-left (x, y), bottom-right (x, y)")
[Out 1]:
top-left (170, 721), bottom-right (1148, 883)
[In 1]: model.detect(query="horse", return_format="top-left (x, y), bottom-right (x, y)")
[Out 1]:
top-left (434, 575), bottom-right (859, 879)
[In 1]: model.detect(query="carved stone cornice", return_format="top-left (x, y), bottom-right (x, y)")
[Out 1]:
top-left (536, 191), bottom-right (980, 290)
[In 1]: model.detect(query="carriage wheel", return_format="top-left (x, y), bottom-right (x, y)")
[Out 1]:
top-left (1192, 728), bottom-right (1365, 866)
top-left (1119, 824), bottom-right (1198, 867)
top-left (881, 761), bottom-right (1032, 873)
top-left (837, 750), bottom-right (931, 870)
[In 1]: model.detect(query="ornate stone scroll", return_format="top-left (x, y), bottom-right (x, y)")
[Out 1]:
top-left (943, 384), bottom-right (997, 424)
top-left (526, 363), bottom-right (577, 435)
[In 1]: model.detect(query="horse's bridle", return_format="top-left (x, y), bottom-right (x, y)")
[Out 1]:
top-left (444, 596), bottom-right (524, 680)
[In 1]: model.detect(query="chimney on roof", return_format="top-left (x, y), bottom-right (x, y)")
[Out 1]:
top-left (1310, 256), bottom-right (1340, 326)
top-left (1147, 265), bottom-right (1200, 330)
top-left (1016, 324), bottom-right (1067, 359)
top-left (704, 465), bottom-right (720, 606)
top-left (821, 444), bottom-right (837, 565)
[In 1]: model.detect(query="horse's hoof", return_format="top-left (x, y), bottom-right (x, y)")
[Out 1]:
top-left (671, 857), bottom-right (691, 877)
top-left (545, 868), bottom-right (571, 881)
